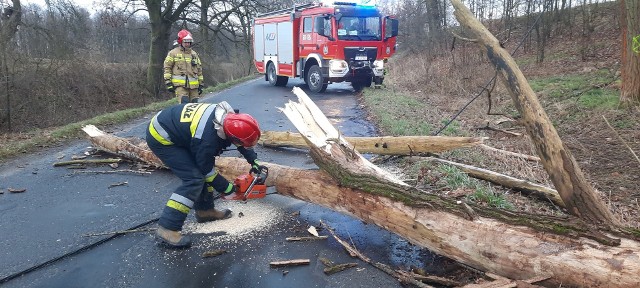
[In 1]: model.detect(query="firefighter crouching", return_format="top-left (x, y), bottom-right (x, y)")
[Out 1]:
top-left (164, 29), bottom-right (204, 104)
top-left (146, 101), bottom-right (266, 248)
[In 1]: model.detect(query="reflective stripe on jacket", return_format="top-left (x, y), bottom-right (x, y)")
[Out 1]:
top-left (147, 103), bottom-right (257, 191)
top-left (163, 47), bottom-right (203, 89)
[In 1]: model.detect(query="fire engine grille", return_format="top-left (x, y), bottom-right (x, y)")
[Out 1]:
top-left (344, 47), bottom-right (377, 67)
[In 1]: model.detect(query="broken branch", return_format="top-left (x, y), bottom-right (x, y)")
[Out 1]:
top-left (285, 236), bottom-right (328, 241)
top-left (54, 158), bottom-right (122, 167)
top-left (269, 259), bottom-right (310, 268)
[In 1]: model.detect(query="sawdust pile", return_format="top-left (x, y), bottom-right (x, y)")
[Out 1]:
top-left (182, 198), bottom-right (285, 247)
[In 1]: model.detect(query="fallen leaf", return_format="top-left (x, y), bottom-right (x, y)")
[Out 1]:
top-left (8, 188), bottom-right (26, 193)
top-left (109, 163), bottom-right (119, 169)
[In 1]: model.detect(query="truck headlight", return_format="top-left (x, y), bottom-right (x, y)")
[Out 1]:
top-left (329, 59), bottom-right (348, 72)
top-left (373, 60), bottom-right (384, 70)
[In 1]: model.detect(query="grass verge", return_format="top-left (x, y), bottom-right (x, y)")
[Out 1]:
top-left (0, 75), bottom-right (257, 162)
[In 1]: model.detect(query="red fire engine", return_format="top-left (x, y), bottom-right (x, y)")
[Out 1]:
top-left (252, 0), bottom-right (399, 93)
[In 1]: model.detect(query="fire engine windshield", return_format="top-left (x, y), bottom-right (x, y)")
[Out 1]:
top-left (337, 16), bottom-right (381, 41)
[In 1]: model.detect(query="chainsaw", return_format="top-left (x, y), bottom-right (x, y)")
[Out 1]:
top-left (222, 167), bottom-right (269, 201)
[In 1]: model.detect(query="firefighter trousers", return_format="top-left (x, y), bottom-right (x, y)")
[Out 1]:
top-left (175, 86), bottom-right (200, 104)
top-left (146, 131), bottom-right (215, 231)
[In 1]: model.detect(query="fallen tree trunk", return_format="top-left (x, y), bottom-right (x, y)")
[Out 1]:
top-left (83, 125), bottom-right (640, 287)
top-left (259, 130), bottom-right (484, 155)
top-left (451, 0), bottom-right (618, 226)
top-left (276, 86), bottom-right (640, 286)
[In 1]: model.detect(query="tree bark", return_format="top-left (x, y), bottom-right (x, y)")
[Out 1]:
top-left (450, 0), bottom-right (619, 226)
top-left (621, 0), bottom-right (640, 105)
top-left (259, 130), bottom-right (484, 155)
top-left (82, 124), bottom-right (640, 287)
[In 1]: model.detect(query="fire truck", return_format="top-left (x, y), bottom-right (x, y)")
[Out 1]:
top-left (252, 0), bottom-right (399, 93)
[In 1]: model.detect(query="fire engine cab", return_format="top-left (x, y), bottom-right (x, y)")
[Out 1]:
top-left (252, 0), bottom-right (399, 93)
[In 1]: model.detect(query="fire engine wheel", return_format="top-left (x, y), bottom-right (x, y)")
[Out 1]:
top-left (352, 77), bottom-right (372, 91)
top-left (306, 65), bottom-right (327, 93)
top-left (267, 63), bottom-right (288, 87)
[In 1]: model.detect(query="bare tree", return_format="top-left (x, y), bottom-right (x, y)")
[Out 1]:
top-left (143, 0), bottom-right (194, 97)
top-left (0, 0), bottom-right (21, 131)
top-left (621, 0), bottom-right (640, 106)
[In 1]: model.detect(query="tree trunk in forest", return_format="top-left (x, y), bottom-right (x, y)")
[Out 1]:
top-left (259, 131), bottom-right (484, 155)
top-left (82, 122), bottom-right (640, 287)
top-left (450, 0), bottom-right (619, 226)
top-left (0, 0), bottom-right (21, 132)
top-left (144, 0), bottom-right (193, 97)
top-left (621, 0), bottom-right (640, 106)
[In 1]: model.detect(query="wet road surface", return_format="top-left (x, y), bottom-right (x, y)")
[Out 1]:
top-left (0, 78), bottom-right (463, 287)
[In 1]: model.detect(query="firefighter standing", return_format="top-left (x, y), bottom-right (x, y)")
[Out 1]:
top-left (164, 29), bottom-right (204, 104)
top-left (146, 101), bottom-right (266, 248)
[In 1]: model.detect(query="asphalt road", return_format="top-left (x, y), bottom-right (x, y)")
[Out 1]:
top-left (0, 78), bottom-right (463, 287)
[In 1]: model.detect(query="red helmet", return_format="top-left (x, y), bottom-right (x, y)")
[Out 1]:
top-left (223, 113), bottom-right (261, 147)
top-left (177, 29), bottom-right (193, 45)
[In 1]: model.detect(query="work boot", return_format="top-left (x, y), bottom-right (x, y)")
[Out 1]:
top-left (156, 226), bottom-right (192, 249)
top-left (195, 208), bottom-right (232, 223)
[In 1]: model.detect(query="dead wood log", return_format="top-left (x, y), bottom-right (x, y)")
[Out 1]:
top-left (421, 157), bottom-right (563, 207)
top-left (82, 125), bottom-right (165, 168)
top-left (269, 259), bottom-right (310, 267)
top-left (273, 86), bottom-right (640, 286)
top-left (451, 0), bottom-right (618, 226)
top-left (83, 124), bottom-right (640, 287)
top-left (259, 130), bottom-right (484, 155)
top-left (53, 158), bottom-right (123, 167)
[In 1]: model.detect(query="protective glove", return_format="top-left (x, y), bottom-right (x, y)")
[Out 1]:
top-left (222, 184), bottom-right (237, 195)
top-left (166, 82), bottom-right (175, 93)
top-left (198, 85), bottom-right (204, 95)
top-left (250, 160), bottom-right (267, 174)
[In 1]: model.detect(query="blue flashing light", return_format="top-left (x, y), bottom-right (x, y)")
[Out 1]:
top-left (323, 0), bottom-right (377, 7)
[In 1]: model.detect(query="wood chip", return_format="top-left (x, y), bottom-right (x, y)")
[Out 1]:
top-left (269, 259), bottom-right (310, 267)
top-left (8, 188), bottom-right (26, 193)
top-left (109, 163), bottom-right (119, 169)
top-left (307, 226), bottom-right (319, 237)
top-left (202, 249), bottom-right (227, 258)
top-left (71, 155), bottom-right (87, 160)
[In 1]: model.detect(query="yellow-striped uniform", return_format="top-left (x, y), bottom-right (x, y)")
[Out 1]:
top-left (164, 46), bottom-right (203, 102)
top-left (146, 103), bottom-right (257, 231)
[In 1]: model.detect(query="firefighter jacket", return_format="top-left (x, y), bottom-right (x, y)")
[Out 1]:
top-left (148, 102), bottom-right (257, 193)
top-left (163, 46), bottom-right (204, 89)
